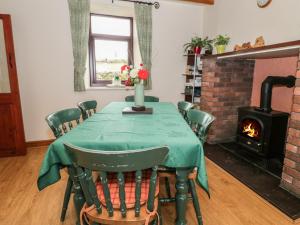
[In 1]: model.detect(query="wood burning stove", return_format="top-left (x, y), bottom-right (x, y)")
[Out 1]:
top-left (237, 76), bottom-right (296, 161)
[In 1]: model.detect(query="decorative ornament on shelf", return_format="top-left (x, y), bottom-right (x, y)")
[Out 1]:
top-left (234, 36), bottom-right (265, 51)
top-left (253, 36), bottom-right (265, 48)
top-left (121, 64), bottom-right (149, 111)
top-left (257, 0), bottom-right (272, 8)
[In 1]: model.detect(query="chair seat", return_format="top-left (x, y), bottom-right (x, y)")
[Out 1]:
top-left (96, 170), bottom-right (159, 209)
top-left (84, 198), bottom-right (159, 225)
top-left (158, 167), bottom-right (197, 180)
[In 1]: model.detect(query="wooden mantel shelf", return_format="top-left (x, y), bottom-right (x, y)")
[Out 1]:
top-left (202, 40), bottom-right (300, 60)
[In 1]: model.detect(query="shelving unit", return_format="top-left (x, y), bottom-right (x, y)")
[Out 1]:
top-left (182, 53), bottom-right (202, 104)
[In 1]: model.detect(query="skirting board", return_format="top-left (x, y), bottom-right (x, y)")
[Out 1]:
top-left (26, 139), bottom-right (54, 148)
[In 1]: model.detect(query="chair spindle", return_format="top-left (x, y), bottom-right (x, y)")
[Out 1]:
top-left (86, 169), bottom-right (102, 214)
top-left (99, 171), bottom-right (114, 217)
top-left (134, 170), bottom-right (142, 217)
top-left (147, 167), bottom-right (158, 212)
top-left (117, 172), bottom-right (127, 218)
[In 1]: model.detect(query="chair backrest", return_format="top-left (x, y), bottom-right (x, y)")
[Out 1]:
top-left (177, 101), bottom-right (194, 120)
top-left (77, 100), bottom-right (97, 120)
top-left (64, 143), bottom-right (169, 218)
top-left (45, 108), bottom-right (81, 138)
top-left (125, 95), bottom-right (159, 102)
top-left (187, 109), bottom-right (215, 143)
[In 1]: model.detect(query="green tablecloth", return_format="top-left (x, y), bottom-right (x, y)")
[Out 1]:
top-left (38, 102), bottom-right (209, 194)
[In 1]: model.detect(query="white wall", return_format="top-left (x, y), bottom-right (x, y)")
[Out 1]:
top-left (0, 0), bottom-right (204, 141)
top-left (203, 0), bottom-right (300, 51)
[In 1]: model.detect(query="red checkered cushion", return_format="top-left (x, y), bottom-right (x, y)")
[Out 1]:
top-left (96, 170), bottom-right (159, 209)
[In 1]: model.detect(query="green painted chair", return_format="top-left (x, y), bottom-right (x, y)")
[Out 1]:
top-left (177, 101), bottom-right (194, 121)
top-left (187, 109), bottom-right (215, 144)
top-left (64, 143), bottom-right (169, 225)
top-left (45, 108), bottom-right (82, 222)
top-left (125, 95), bottom-right (160, 102)
top-left (77, 100), bottom-right (97, 120)
top-left (160, 109), bottom-right (215, 225)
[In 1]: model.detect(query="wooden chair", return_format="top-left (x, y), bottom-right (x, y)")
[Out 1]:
top-left (77, 100), bottom-right (97, 120)
top-left (187, 109), bottom-right (215, 144)
top-left (160, 109), bottom-right (215, 225)
top-left (177, 101), bottom-right (194, 121)
top-left (45, 108), bottom-right (82, 222)
top-left (125, 96), bottom-right (159, 102)
top-left (64, 143), bottom-right (169, 225)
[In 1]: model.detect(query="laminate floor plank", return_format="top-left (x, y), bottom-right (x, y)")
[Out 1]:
top-left (0, 147), bottom-right (298, 225)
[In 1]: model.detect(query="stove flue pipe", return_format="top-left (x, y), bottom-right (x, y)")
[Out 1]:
top-left (259, 75), bottom-right (296, 113)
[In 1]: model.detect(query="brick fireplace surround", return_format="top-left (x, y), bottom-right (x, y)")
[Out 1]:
top-left (201, 53), bottom-right (300, 197)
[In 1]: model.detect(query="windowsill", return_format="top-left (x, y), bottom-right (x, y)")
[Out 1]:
top-left (86, 86), bottom-right (134, 91)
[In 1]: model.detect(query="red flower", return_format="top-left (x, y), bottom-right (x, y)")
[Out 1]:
top-left (140, 63), bottom-right (144, 67)
top-left (121, 65), bottom-right (127, 72)
top-left (125, 78), bottom-right (132, 86)
top-left (138, 69), bottom-right (149, 80)
top-left (126, 66), bottom-right (131, 70)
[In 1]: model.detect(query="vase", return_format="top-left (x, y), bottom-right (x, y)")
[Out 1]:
top-left (216, 45), bottom-right (226, 54)
top-left (134, 83), bottom-right (144, 107)
top-left (194, 47), bottom-right (202, 55)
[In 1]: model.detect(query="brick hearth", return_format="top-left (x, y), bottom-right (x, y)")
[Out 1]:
top-left (201, 58), bottom-right (255, 143)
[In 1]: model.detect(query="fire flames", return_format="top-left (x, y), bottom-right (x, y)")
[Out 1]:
top-left (242, 122), bottom-right (259, 138)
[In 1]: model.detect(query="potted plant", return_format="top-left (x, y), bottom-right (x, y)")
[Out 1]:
top-left (214, 35), bottom-right (230, 54)
top-left (184, 36), bottom-right (205, 55)
top-left (203, 37), bottom-right (213, 55)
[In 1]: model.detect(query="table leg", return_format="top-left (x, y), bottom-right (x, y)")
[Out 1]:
top-left (175, 168), bottom-right (190, 225)
top-left (68, 167), bottom-right (85, 225)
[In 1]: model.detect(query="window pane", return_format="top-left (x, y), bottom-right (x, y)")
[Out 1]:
top-left (95, 40), bottom-right (128, 81)
top-left (91, 15), bottom-right (131, 36)
top-left (0, 20), bottom-right (11, 93)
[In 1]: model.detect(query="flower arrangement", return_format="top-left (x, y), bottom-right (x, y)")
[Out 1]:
top-left (121, 64), bottom-right (149, 86)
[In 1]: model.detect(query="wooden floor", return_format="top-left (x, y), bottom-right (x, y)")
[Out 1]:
top-left (0, 147), bottom-right (299, 225)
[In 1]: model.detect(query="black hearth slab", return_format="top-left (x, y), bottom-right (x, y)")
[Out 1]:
top-left (205, 143), bottom-right (300, 221)
top-left (220, 142), bottom-right (283, 178)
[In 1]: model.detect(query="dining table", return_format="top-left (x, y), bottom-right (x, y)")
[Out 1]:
top-left (37, 102), bottom-right (209, 225)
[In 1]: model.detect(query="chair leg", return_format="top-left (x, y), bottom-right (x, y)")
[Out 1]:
top-left (158, 200), bottom-right (163, 225)
top-left (60, 176), bottom-right (73, 222)
top-left (164, 177), bottom-right (172, 198)
top-left (188, 179), bottom-right (203, 225)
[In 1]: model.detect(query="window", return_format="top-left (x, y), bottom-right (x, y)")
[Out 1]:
top-left (89, 14), bottom-right (133, 87)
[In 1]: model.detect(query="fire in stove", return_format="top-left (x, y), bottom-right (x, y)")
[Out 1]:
top-left (241, 119), bottom-right (261, 141)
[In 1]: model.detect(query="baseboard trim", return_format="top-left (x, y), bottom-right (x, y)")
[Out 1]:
top-left (26, 139), bottom-right (55, 148)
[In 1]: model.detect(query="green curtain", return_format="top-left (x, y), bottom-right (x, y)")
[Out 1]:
top-left (68, 0), bottom-right (90, 92)
top-left (134, 3), bottom-right (153, 90)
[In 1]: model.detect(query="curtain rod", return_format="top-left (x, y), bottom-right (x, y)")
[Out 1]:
top-left (112, 0), bottom-right (160, 9)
